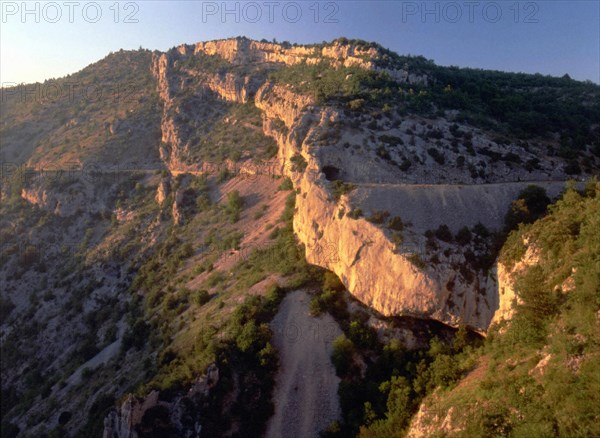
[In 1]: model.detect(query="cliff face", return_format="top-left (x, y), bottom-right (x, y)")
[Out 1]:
top-left (491, 238), bottom-right (540, 326)
top-left (254, 85), bottom-right (497, 331)
top-left (103, 364), bottom-right (219, 438)
top-left (148, 38), bottom-right (575, 332)
top-left (186, 38), bottom-right (427, 84)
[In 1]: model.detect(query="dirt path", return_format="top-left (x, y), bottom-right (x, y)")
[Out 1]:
top-left (266, 289), bottom-right (343, 438)
top-left (350, 180), bottom-right (571, 232)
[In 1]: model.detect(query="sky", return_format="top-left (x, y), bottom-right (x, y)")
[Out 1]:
top-left (1, 1), bottom-right (599, 85)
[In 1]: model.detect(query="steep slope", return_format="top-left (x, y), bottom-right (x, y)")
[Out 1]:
top-left (400, 183), bottom-right (600, 437)
top-left (1, 50), bottom-right (162, 168)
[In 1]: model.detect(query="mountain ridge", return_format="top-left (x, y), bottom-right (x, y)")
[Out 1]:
top-left (1, 36), bottom-right (599, 437)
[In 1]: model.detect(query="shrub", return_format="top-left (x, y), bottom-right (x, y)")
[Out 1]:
top-left (347, 208), bottom-right (363, 219)
top-left (564, 160), bottom-right (581, 175)
top-left (399, 158), bottom-right (412, 171)
top-left (226, 190), bottom-right (244, 223)
top-left (455, 226), bottom-right (472, 245)
top-left (499, 229), bottom-right (527, 269)
top-left (367, 210), bottom-right (390, 224)
top-left (376, 145), bottom-right (391, 161)
top-left (379, 134), bottom-right (404, 146)
top-left (290, 154), bottom-right (307, 172)
top-left (519, 185), bottom-right (550, 217)
top-left (349, 99), bottom-right (366, 111)
top-left (121, 319), bottom-right (150, 352)
top-left (472, 222), bottom-right (490, 237)
top-left (323, 271), bottom-right (345, 292)
top-left (235, 321), bottom-right (261, 353)
top-left (505, 199), bottom-right (530, 231)
top-left (407, 253), bottom-right (426, 270)
top-left (206, 272), bottom-right (225, 288)
top-left (278, 177), bottom-right (293, 191)
top-left (331, 180), bottom-right (356, 200)
top-left (310, 287), bottom-right (348, 320)
top-left (435, 224), bottom-right (453, 242)
top-left (348, 320), bottom-right (378, 350)
top-left (387, 216), bottom-right (404, 231)
top-left (194, 290), bottom-right (211, 306)
top-left (504, 185), bottom-right (550, 231)
top-left (427, 148), bottom-right (445, 165)
top-left (391, 232), bottom-right (403, 252)
top-left (217, 167), bottom-right (231, 183)
top-left (331, 335), bottom-right (354, 376)
top-left (0, 297), bottom-right (15, 325)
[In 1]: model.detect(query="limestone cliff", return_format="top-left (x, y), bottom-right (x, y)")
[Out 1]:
top-left (254, 83), bottom-right (497, 331)
top-left (187, 38), bottom-right (427, 84)
top-left (146, 37), bottom-right (583, 332)
top-left (491, 237), bottom-right (540, 326)
top-left (148, 38), bottom-right (568, 332)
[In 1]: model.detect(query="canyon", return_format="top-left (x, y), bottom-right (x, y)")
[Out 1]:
top-left (1, 37), bottom-right (598, 437)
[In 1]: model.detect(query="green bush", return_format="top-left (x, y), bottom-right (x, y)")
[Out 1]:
top-left (323, 271), bottom-right (345, 292)
top-left (387, 216), bottom-right (404, 231)
top-left (427, 148), bottom-right (445, 165)
top-left (226, 190), bottom-right (244, 223)
top-left (435, 224), bottom-right (453, 242)
top-left (347, 208), bottom-right (363, 219)
top-left (278, 177), bottom-right (293, 191)
top-left (504, 185), bottom-right (550, 231)
top-left (348, 320), bottom-right (378, 350)
top-left (367, 210), bottom-right (390, 224)
top-left (455, 226), bottom-right (472, 245)
top-left (331, 180), bottom-right (356, 201)
top-left (407, 254), bottom-right (426, 270)
top-left (290, 154), bottom-right (308, 172)
top-left (194, 289), bottom-right (211, 306)
top-left (331, 335), bottom-right (355, 376)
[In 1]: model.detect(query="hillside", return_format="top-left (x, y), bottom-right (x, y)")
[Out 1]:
top-left (0, 37), bottom-right (599, 437)
top-left (396, 183), bottom-right (600, 437)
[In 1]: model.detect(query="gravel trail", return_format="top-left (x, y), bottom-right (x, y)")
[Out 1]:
top-left (266, 289), bottom-right (343, 438)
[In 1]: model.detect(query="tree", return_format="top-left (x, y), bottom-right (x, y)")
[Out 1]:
top-left (505, 185), bottom-right (550, 231)
top-left (455, 226), bottom-right (472, 245)
top-left (331, 335), bottom-right (354, 376)
top-left (226, 190), bottom-right (244, 223)
top-left (435, 224), bottom-right (453, 242)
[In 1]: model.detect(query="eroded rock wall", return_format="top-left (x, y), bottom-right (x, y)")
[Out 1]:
top-left (255, 83), bottom-right (498, 331)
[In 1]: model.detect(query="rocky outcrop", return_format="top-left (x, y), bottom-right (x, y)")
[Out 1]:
top-left (491, 237), bottom-right (540, 326)
top-left (149, 37), bottom-right (573, 331)
top-left (203, 72), bottom-right (263, 104)
top-left (155, 178), bottom-right (170, 206)
top-left (103, 391), bottom-right (161, 438)
top-left (172, 187), bottom-right (185, 225)
top-left (188, 38), bottom-right (427, 84)
top-left (21, 180), bottom-right (99, 217)
top-left (255, 81), bottom-right (315, 129)
top-left (407, 403), bottom-right (460, 437)
top-left (103, 364), bottom-right (219, 438)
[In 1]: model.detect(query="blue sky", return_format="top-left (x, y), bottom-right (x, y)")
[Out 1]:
top-left (1, 1), bottom-right (599, 84)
